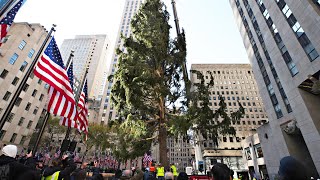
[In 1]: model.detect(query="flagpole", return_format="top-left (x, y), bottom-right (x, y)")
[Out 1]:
top-left (0, 0), bottom-right (15, 18)
top-left (60, 67), bottom-right (89, 154)
top-left (0, 24), bottom-right (56, 132)
top-left (31, 50), bottom-right (74, 153)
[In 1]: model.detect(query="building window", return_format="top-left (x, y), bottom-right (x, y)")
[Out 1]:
top-left (25, 102), bottom-right (31, 111)
top-left (39, 94), bottom-right (44, 101)
top-left (31, 89), bottom-right (37, 97)
top-left (20, 61), bottom-right (28, 72)
top-left (22, 84), bottom-right (29, 92)
top-left (0, 69), bottom-right (9, 79)
top-left (11, 77), bottom-right (20, 86)
top-left (0, 130), bottom-right (6, 140)
top-left (18, 117), bottom-right (25, 126)
top-left (10, 133), bottom-right (17, 143)
top-left (237, 1), bottom-right (284, 118)
top-left (33, 107), bottom-right (38, 115)
top-left (229, 137), bottom-right (234, 142)
top-left (28, 49), bottom-right (35, 58)
top-left (9, 53), bottom-right (19, 65)
top-left (6, 113), bottom-right (14, 122)
top-left (20, 136), bottom-right (27, 145)
top-left (275, 0), bottom-right (319, 61)
top-left (223, 137), bottom-right (227, 142)
top-left (27, 121), bottom-right (33, 129)
top-left (18, 40), bottom-right (27, 50)
top-left (3, 91), bottom-right (12, 101)
top-left (15, 97), bottom-right (22, 106)
top-left (254, 144), bottom-right (264, 158)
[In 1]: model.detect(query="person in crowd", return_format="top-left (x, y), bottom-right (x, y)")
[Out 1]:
top-left (165, 171), bottom-right (174, 180)
top-left (211, 163), bottom-right (232, 180)
top-left (19, 150), bottom-right (37, 169)
top-left (71, 162), bottom-right (88, 180)
top-left (156, 163), bottom-right (165, 180)
top-left (170, 163), bottom-right (178, 180)
top-left (0, 144), bottom-right (40, 180)
top-left (113, 169), bottom-right (123, 180)
top-left (143, 167), bottom-right (151, 180)
top-left (131, 168), bottom-right (144, 180)
top-left (90, 161), bottom-right (104, 180)
top-left (150, 162), bottom-right (156, 177)
top-left (177, 172), bottom-right (188, 180)
top-left (277, 156), bottom-right (308, 180)
top-left (120, 169), bottom-right (132, 179)
top-left (42, 154), bottom-right (76, 180)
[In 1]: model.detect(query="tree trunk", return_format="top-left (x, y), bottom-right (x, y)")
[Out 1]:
top-left (158, 124), bottom-right (168, 167)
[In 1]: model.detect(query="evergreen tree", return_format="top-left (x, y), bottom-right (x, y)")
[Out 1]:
top-left (109, 0), bottom-right (244, 166)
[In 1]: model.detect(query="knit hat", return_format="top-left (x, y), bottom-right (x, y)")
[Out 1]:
top-left (278, 156), bottom-right (307, 180)
top-left (2, 144), bottom-right (18, 158)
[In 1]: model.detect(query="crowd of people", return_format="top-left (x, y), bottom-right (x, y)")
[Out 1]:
top-left (0, 144), bottom-right (317, 180)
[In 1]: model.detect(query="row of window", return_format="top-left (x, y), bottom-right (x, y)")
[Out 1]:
top-left (243, 0), bottom-right (293, 114)
top-left (201, 74), bottom-right (253, 80)
top-left (0, 130), bottom-right (27, 145)
top-left (9, 46), bottom-right (35, 65)
top-left (3, 89), bottom-right (44, 101)
top-left (211, 90), bottom-right (259, 96)
top-left (275, 0), bottom-right (319, 61)
top-left (6, 113), bottom-right (33, 128)
top-left (245, 144), bottom-right (264, 160)
top-left (256, 0), bottom-right (298, 76)
top-left (235, 0), bottom-right (283, 118)
top-left (210, 85), bottom-right (256, 90)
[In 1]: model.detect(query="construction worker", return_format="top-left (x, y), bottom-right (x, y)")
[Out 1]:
top-left (150, 162), bottom-right (156, 177)
top-left (156, 163), bottom-right (165, 180)
top-left (170, 163), bottom-right (178, 180)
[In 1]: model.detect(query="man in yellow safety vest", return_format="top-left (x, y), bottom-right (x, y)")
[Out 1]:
top-left (156, 163), bottom-right (165, 180)
top-left (42, 154), bottom-right (76, 180)
top-left (170, 163), bottom-right (178, 180)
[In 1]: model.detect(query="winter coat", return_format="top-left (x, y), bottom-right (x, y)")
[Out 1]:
top-left (71, 168), bottom-right (87, 180)
top-left (42, 158), bottom-right (76, 180)
top-left (0, 155), bottom-right (40, 180)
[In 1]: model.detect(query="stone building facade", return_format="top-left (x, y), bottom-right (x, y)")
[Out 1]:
top-left (230, 0), bottom-right (320, 178)
top-left (0, 22), bottom-right (49, 148)
top-left (191, 64), bottom-right (268, 176)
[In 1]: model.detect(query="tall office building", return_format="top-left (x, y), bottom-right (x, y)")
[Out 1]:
top-left (151, 137), bottom-right (193, 171)
top-left (230, 0), bottom-right (320, 178)
top-left (0, 22), bottom-right (49, 148)
top-left (60, 35), bottom-right (110, 100)
top-left (99, 0), bottom-right (144, 125)
top-left (191, 64), bottom-right (269, 175)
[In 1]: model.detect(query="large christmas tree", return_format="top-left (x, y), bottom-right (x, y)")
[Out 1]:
top-left (109, 0), bottom-right (244, 166)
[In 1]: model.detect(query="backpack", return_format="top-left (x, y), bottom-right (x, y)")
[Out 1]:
top-left (0, 164), bottom-right (10, 180)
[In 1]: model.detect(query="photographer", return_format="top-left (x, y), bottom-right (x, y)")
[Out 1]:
top-left (42, 154), bottom-right (76, 180)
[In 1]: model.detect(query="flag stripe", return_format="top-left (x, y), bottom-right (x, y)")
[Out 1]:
top-left (34, 55), bottom-right (75, 102)
top-left (34, 37), bottom-right (77, 120)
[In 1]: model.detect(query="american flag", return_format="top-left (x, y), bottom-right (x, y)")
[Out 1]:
top-left (60, 79), bottom-right (88, 133)
top-left (143, 152), bottom-right (152, 167)
top-left (34, 37), bottom-right (77, 120)
top-left (0, 0), bottom-right (23, 46)
top-left (77, 80), bottom-right (88, 133)
top-left (59, 60), bottom-right (80, 129)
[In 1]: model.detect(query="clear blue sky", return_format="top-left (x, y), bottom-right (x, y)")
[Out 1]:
top-left (14, 0), bottom-right (249, 70)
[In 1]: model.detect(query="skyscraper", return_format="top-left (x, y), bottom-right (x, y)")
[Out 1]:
top-left (99, 0), bottom-right (144, 125)
top-left (230, 0), bottom-right (320, 177)
top-left (0, 22), bottom-right (49, 147)
top-left (60, 35), bottom-right (110, 100)
top-left (191, 64), bottom-right (268, 175)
